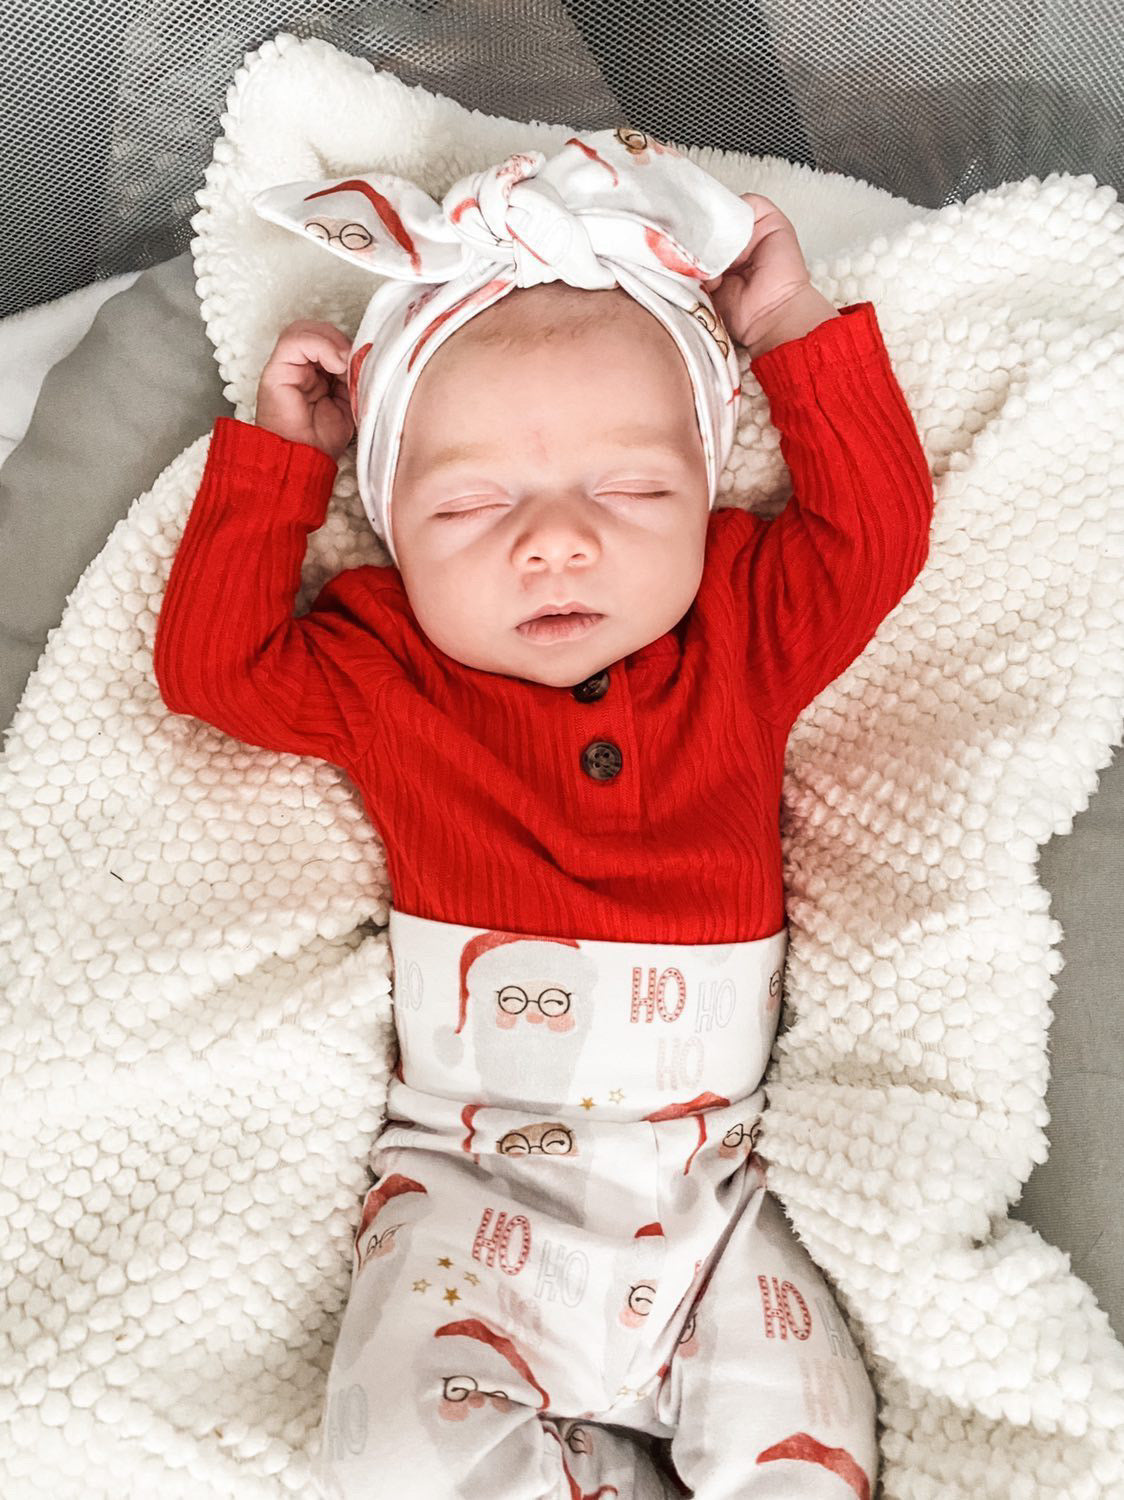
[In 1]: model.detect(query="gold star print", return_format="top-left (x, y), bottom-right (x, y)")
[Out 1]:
top-left (463, 1271), bottom-right (480, 1286)
top-left (412, 1279), bottom-right (430, 1293)
top-left (617, 1385), bottom-right (635, 1399)
top-left (437, 1256), bottom-right (453, 1268)
top-left (580, 1097), bottom-right (595, 1111)
top-left (443, 1286), bottom-right (462, 1306)
top-left (609, 1089), bottom-right (624, 1103)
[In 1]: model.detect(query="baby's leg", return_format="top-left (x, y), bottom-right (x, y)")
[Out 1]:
top-left (661, 1185), bottom-right (879, 1499)
top-left (314, 1353), bottom-right (676, 1500)
top-left (310, 1153), bottom-right (683, 1500)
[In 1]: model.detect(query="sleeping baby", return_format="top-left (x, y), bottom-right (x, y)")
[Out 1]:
top-left (154, 129), bottom-right (934, 1499)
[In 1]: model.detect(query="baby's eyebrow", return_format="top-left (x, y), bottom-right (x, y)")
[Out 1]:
top-left (426, 426), bottom-right (687, 475)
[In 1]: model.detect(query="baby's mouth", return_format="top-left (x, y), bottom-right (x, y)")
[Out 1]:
top-left (516, 611), bottom-right (605, 641)
top-left (526, 611), bottom-right (598, 622)
top-left (518, 600), bottom-right (600, 625)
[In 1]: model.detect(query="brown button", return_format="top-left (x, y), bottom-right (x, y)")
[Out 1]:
top-left (571, 668), bottom-right (610, 703)
top-left (581, 740), bottom-right (623, 781)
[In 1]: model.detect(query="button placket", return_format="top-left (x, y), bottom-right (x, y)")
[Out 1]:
top-left (570, 668), bottom-right (610, 704)
top-left (580, 739), bottom-right (623, 781)
top-left (565, 663), bottom-right (641, 827)
top-left (572, 669), bottom-right (620, 781)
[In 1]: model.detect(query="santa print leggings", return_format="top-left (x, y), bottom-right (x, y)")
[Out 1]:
top-left (311, 910), bottom-right (878, 1500)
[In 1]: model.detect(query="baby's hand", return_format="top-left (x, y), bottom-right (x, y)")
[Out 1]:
top-left (702, 194), bottom-right (819, 356)
top-left (255, 319), bottom-right (355, 463)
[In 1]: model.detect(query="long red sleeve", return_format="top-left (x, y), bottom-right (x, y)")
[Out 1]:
top-left (153, 422), bottom-right (388, 769)
top-left (154, 300), bottom-right (933, 942)
top-left (739, 301), bottom-right (933, 725)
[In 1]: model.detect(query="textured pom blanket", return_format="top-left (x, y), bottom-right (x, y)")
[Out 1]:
top-left (2, 30), bottom-right (1123, 1500)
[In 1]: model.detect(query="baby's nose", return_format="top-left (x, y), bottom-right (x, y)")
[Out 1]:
top-left (526, 1009), bottom-right (544, 1024)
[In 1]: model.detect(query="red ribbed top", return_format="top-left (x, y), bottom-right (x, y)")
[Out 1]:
top-left (154, 301), bottom-right (933, 943)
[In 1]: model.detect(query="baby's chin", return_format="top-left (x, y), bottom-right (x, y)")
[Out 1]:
top-left (432, 624), bottom-right (618, 689)
top-left (513, 661), bottom-right (610, 689)
top-left (472, 649), bottom-right (610, 690)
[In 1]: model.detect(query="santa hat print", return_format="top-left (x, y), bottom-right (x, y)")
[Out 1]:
top-left (757, 1434), bottom-right (871, 1500)
top-left (645, 1092), bottom-right (730, 1175)
top-left (456, 929), bottom-right (581, 1034)
top-left (434, 1316), bottom-right (551, 1410)
top-left (634, 1222), bottom-right (665, 1269)
top-left (461, 1102), bottom-right (483, 1161)
top-left (355, 1173), bottom-right (428, 1251)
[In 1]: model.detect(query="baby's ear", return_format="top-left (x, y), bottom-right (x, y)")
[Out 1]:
top-left (251, 174), bottom-right (470, 281)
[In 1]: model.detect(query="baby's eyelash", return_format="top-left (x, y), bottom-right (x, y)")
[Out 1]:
top-left (435, 492), bottom-right (670, 519)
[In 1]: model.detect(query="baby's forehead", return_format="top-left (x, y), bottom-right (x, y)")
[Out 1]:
top-left (417, 283), bottom-right (695, 438)
top-left (462, 281), bottom-right (652, 346)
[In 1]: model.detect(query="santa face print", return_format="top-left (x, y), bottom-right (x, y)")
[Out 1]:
top-left (439, 1373), bottom-right (515, 1421)
top-left (448, 937), bottom-right (599, 1110)
top-left (495, 979), bottom-right (575, 1033)
top-left (356, 1217), bottom-right (405, 1266)
top-left (717, 1114), bottom-right (762, 1162)
top-left (411, 1316), bottom-right (555, 1498)
top-left (459, 1107), bottom-right (593, 1224)
top-left (623, 1278), bottom-right (657, 1328)
top-left (332, 1174), bottom-right (433, 1375)
top-left (353, 1172), bottom-right (430, 1269)
top-left (547, 1417), bottom-right (661, 1498)
top-left (607, 1223), bottom-right (666, 1349)
top-left (496, 1121), bottom-right (576, 1156)
top-left (560, 1419), bottom-right (593, 1456)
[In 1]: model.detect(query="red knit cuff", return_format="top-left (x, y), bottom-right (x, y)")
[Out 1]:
top-left (209, 415), bottom-right (340, 488)
top-left (748, 301), bottom-right (888, 401)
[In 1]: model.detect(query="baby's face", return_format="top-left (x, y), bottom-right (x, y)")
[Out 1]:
top-left (388, 284), bottom-right (710, 688)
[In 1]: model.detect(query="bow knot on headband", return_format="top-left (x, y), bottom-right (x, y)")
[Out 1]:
top-left (252, 127), bottom-right (757, 564)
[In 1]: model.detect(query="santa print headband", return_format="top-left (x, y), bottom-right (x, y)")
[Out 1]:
top-left (251, 127), bottom-right (757, 565)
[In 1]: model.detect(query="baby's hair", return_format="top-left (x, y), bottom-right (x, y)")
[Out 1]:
top-left (454, 281), bottom-right (640, 353)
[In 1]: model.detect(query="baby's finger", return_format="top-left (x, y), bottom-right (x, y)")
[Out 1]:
top-left (320, 333), bottom-right (354, 374)
top-left (282, 317), bottom-right (352, 343)
top-left (278, 326), bottom-right (350, 374)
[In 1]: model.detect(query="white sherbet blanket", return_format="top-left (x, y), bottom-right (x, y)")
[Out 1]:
top-left (2, 29), bottom-right (1123, 1500)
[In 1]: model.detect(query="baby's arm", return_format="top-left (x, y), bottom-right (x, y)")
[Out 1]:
top-left (153, 415), bottom-right (384, 768)
top-left (737, 300), bottom-right (935, 727)
top-left (704, 197), bottom-right (933, 727)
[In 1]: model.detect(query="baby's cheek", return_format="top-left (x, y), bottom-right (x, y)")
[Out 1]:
top-left (547, 1013), bottom-right (574, 1033)
top-left (495, 1011), bottom-right (518, 1029)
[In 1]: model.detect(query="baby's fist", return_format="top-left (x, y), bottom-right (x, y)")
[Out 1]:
top-left (702, 194), bottom-right (816, 356)
top-left (255, 319), bottom-right (355, 463)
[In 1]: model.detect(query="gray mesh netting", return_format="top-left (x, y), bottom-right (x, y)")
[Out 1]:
top-left (2, 0), bottom-right (1123, 319)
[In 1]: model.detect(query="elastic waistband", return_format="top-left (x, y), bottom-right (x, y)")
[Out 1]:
top-left (388, 909), bottom-right (787, 1115)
